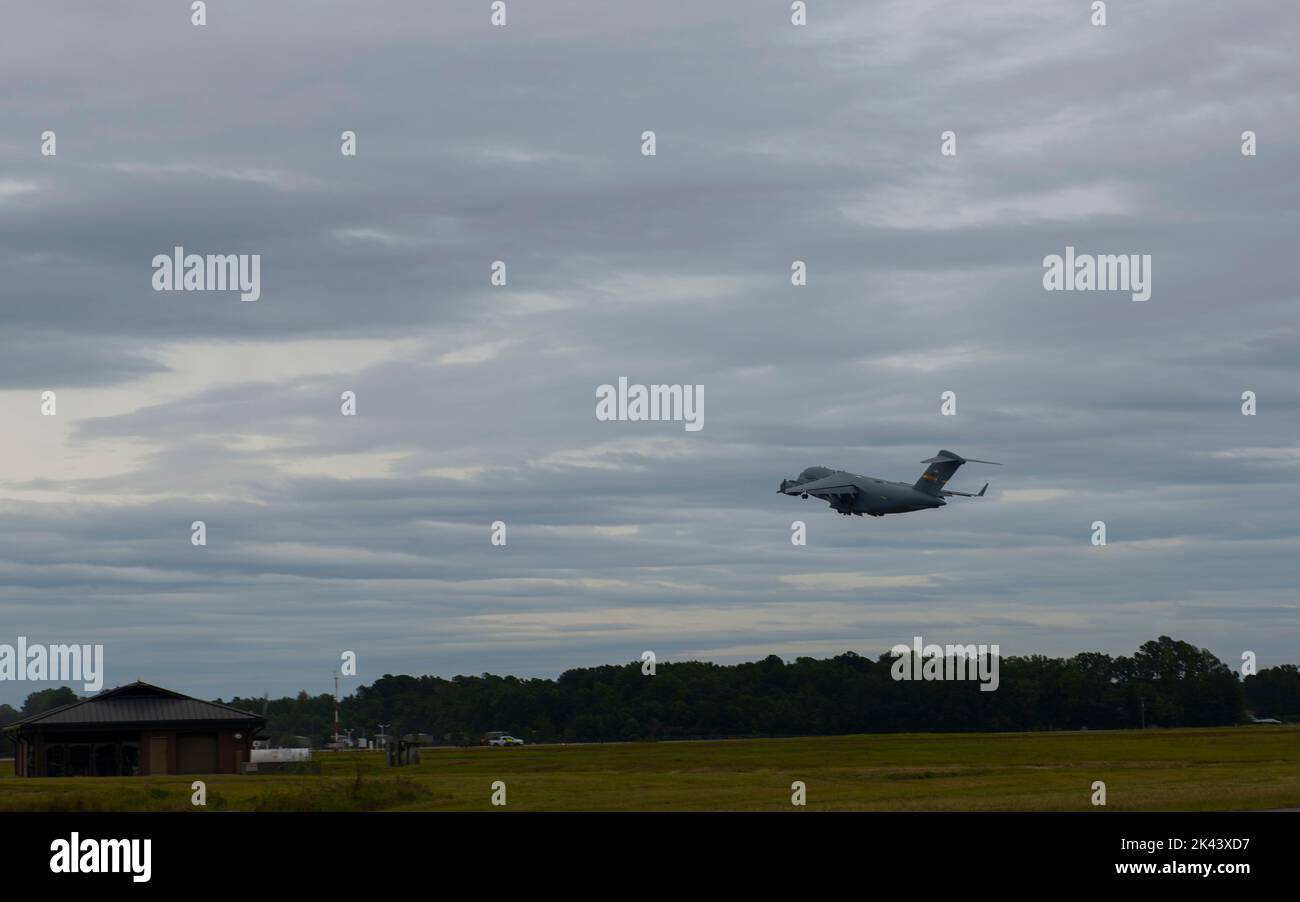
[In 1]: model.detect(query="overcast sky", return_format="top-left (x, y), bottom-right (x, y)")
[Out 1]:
top-left (1, 1), bottom-right (1297, 705)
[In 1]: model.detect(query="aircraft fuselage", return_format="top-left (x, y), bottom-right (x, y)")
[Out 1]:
top-left (834, 474), bottom-right (943, 516)
top-left (780, 452), bottom-right (996, 517)
top-left (782, 469), bottom-right (945, 517)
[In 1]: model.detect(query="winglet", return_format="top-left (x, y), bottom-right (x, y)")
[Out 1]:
top-left (978, 483), bottom-right (988, 497)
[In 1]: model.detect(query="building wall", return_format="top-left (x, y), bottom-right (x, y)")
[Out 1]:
top-left (12, 727), bottom-right (252, 776)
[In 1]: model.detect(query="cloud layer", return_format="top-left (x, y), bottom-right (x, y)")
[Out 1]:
top-left (1, 1), bottom-right (1297, 703)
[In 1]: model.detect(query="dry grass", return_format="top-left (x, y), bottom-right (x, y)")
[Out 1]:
top-left (2, 725), bottom-right (1297, 811)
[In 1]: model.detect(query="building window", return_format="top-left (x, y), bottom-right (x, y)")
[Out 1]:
top-left (68, 744), bottom-right (92, 777)
top-left (120, 742), bottom-right (141, 776)
top-left (93, 743), bottom-right (118, 776)
top-left (46, 745), bottom-right (66, 777)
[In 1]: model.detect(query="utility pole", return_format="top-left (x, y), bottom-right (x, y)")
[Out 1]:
top-left (333, 672), bottom-right (342, 747)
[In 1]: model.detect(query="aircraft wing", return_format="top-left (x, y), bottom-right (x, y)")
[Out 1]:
top-left (782, 475), bottom-right (859, 497)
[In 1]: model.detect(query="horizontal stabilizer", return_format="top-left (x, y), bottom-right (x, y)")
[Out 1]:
top-left (920, 450), bottom-right (1001, 466)
top-left (940, 482), bottom-right (990, 499)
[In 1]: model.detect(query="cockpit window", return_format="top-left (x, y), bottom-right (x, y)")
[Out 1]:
top-left (799, 467), bottom-right (831, 482)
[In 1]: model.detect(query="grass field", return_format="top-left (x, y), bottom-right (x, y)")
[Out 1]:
top-left (2, 725), bottom-right (1298, 811)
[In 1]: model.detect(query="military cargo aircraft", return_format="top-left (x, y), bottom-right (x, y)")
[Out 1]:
top-left (778, 450), bottom-right (1000, 517)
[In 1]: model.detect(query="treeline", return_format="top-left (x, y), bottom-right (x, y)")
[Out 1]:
top-left (217, 636), bottom-right (1299, 746)
top-left (2, 638), bottom-right (1295, 746)
top-left (0, 686), bottom-right (80, 729)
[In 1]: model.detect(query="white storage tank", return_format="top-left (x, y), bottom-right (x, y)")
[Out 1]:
top-left (250, 747), bottom-right (312, 763)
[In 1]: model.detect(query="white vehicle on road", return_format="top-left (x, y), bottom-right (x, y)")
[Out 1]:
top-left (487, 734), bottom-right (525, 746)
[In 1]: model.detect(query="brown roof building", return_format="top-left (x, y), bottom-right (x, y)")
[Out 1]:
top-left (4, 681), bottom-right (265, 777)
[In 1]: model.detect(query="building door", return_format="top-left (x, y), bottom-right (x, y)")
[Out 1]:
top-left (149, 736), bottom-right (169, 775)
top-left (177, 733), bottom-right (218, 773)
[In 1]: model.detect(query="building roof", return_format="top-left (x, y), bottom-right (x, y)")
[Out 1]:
top-left (3, 681), bottom-right (266, 732)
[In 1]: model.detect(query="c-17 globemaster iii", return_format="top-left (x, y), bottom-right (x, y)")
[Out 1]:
top-left (778, 450), bottom-right (1000, 517)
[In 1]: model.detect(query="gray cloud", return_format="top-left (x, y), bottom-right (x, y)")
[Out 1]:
top-left (1, 1), bottom-right (1297, 704)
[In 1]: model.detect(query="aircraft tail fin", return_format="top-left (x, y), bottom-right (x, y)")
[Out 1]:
top-left (914, 450), bottom-right (1000, 496)
top-left (914, 450), bottom-right (966, 495)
